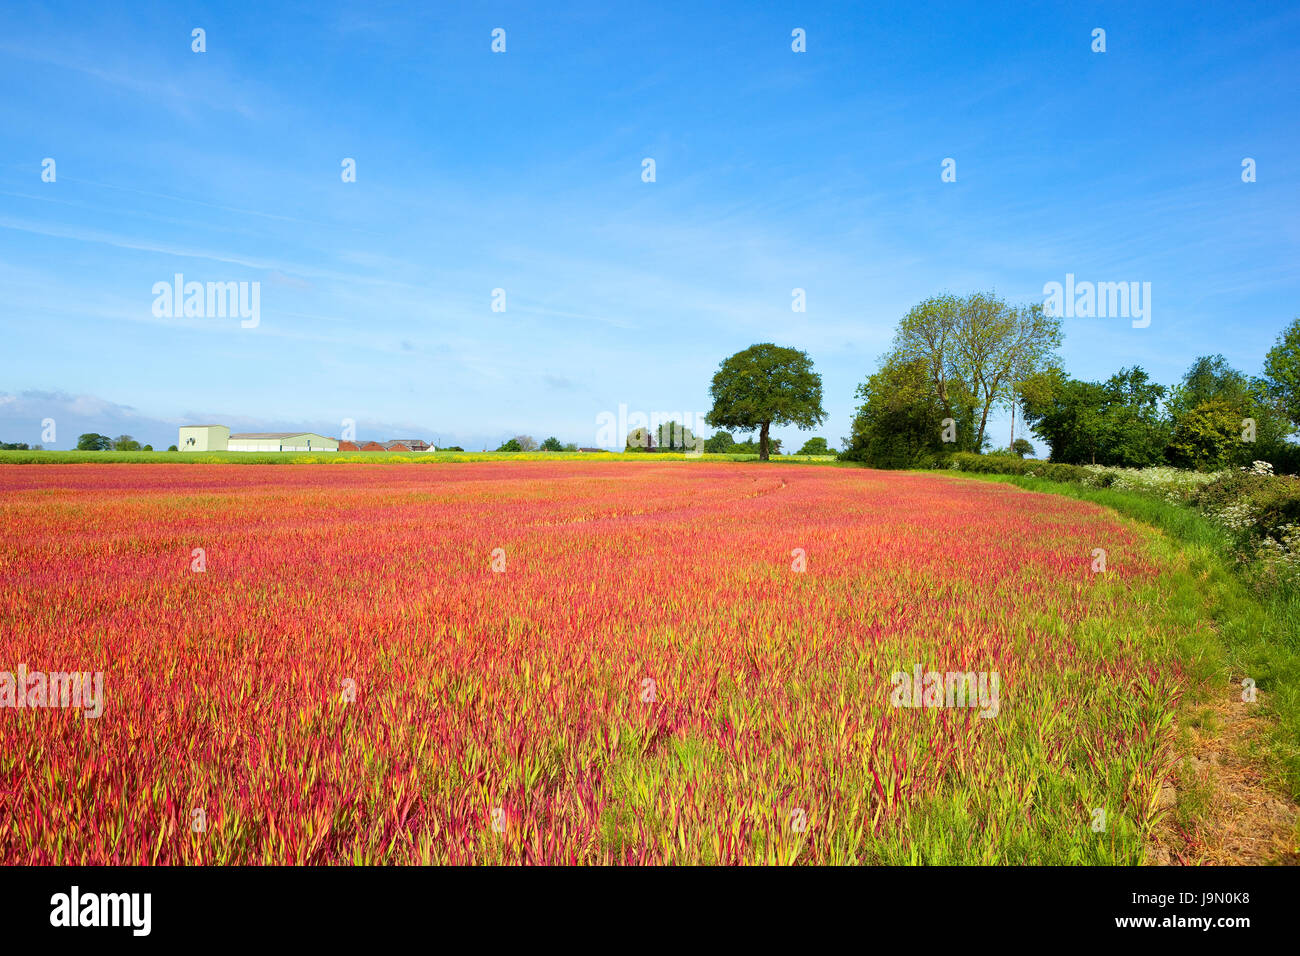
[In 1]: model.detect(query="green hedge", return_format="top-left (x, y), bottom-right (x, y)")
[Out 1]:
top-left (939, 452), bottom-right (1121, 486)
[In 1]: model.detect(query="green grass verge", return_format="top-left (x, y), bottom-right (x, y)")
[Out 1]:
top-left (928, 469), bottom-right (1300, 800)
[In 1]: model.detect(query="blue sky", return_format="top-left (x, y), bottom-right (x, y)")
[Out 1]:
top-left (2, 0), bottom-right (1298, 451)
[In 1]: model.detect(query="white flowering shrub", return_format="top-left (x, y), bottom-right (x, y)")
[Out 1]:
top-left (1212, 499), bottom-right (1259, 532)
top-left (1082, 465), bottom-right (1219, 503)
top-left (1255, 522), bottom-right (1300, 589)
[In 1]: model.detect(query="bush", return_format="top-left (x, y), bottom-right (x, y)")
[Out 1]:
top-left (1265, 441), bottom-right (1300, 476)
top-left (1191, 471), bottom-right (1300, 539)
top-left (1189, 470), bottom-right (1300, 590)
top-left (797, 437), bottom-right (833, 456)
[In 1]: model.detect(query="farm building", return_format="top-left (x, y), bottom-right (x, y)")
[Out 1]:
top-left (227, 432), bottom-right (339, 452)
top-left (178, 425), bottom-right (230, 451)
top-left (351, 440), bottom-right (434, 452)
top-left (177, 425), bottom-right (338, 452)
top-left (180, 425), bottom-right (433, 453)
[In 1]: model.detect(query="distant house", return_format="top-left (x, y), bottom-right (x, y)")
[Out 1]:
top-left (360, 441), bottom-right (386, 451)
top-left (337, 440), bottom-right (361, 452)
top-left (385, 439), bottom-right (430, 452)
top-left (577, 447), bottom-right (606, 453)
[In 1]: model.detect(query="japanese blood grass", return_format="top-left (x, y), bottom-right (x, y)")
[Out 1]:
top-left (929, 470), bottom-right (1300, 801)
top-left (0, 462), bottom-right (1204, 864)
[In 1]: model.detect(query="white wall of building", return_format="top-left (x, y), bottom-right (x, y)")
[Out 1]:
top-left (178, 425), bottom-right (230, 451)
top-left (227, 434), bottom-right (338, 452)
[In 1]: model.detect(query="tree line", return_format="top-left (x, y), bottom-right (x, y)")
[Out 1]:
top-left (75, 433), bottom-right (161, 452)
top-left (840, 293), bottom-right (1299, 473)
top-left (658, 296), bottom-right (1298, 472)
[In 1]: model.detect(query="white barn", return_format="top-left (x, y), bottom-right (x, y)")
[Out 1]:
top-left (178, 425), bottom-right (338, 452)
top-left (227, 432), bottom-right (338, 452)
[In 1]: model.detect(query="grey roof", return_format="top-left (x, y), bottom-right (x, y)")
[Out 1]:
top-left (229, 432), bottom-right (314, 439)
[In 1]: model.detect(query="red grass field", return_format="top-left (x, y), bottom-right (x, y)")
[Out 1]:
top-left (0, 462), bottom-right (1182, 864)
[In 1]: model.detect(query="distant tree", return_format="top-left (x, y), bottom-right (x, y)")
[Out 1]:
top-left (703, 431), bottom-right (736, 454)
top-left (1021, 365), bottom-right (1170, 467)
top-left (1167, 355), bottom-right (1291, 467)
top-left (705, 344), bottom-right (826, 461)
top-left (625, 427), bottom-right (654, 451)
top-left (444, 445), bottom-right (465, 452)
top-left (892, 294), bottom-right (964, 432)
top-left (1169, 355), bottom-right (1247, 417)
top-left (112, 435), bottom-right (141, 451)
top-left (1096, 366), bottom-right (1169, 467)
top-left (952, 294), bottom-right (1061, 452)
top-left (796, 437), bottom-right (832, 455)
top-left (0, 441), bottom-right (30, 450)
top-left (1019, 371), bottom-right (1109, 464)
top-left (76, 433), bottom-right (112, 451)
top-left (142, 444), bottom-right (153, 451)
top-left (513, 435), bottom-right (538, 452)
top-left (1262, 317), bottom-right (1300, 431)
top-left (654, 420), bottom-right (699, 453)
top-left (1167, 399), bottom-right (1249, 470)
top-left (540, 437), bottom-right (564, 451)
top-left (733, 436), bottom-right (782, 455)
top-left (1011, 438), bottom-right (1035, 459)
top-left (562, 443), bottom-right (578, 452)
top-left (892, 292), bottom-right (1060, 453)
top-left (167, 444), bottom-right (179, 452)
top-left (496, 438), bottom-right (522, 452)
top-left (842, 355), bottom-right (957, 466)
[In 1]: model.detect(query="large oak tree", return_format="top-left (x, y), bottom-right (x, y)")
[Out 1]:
top-left (705, 344), bottom-right (826, 461)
